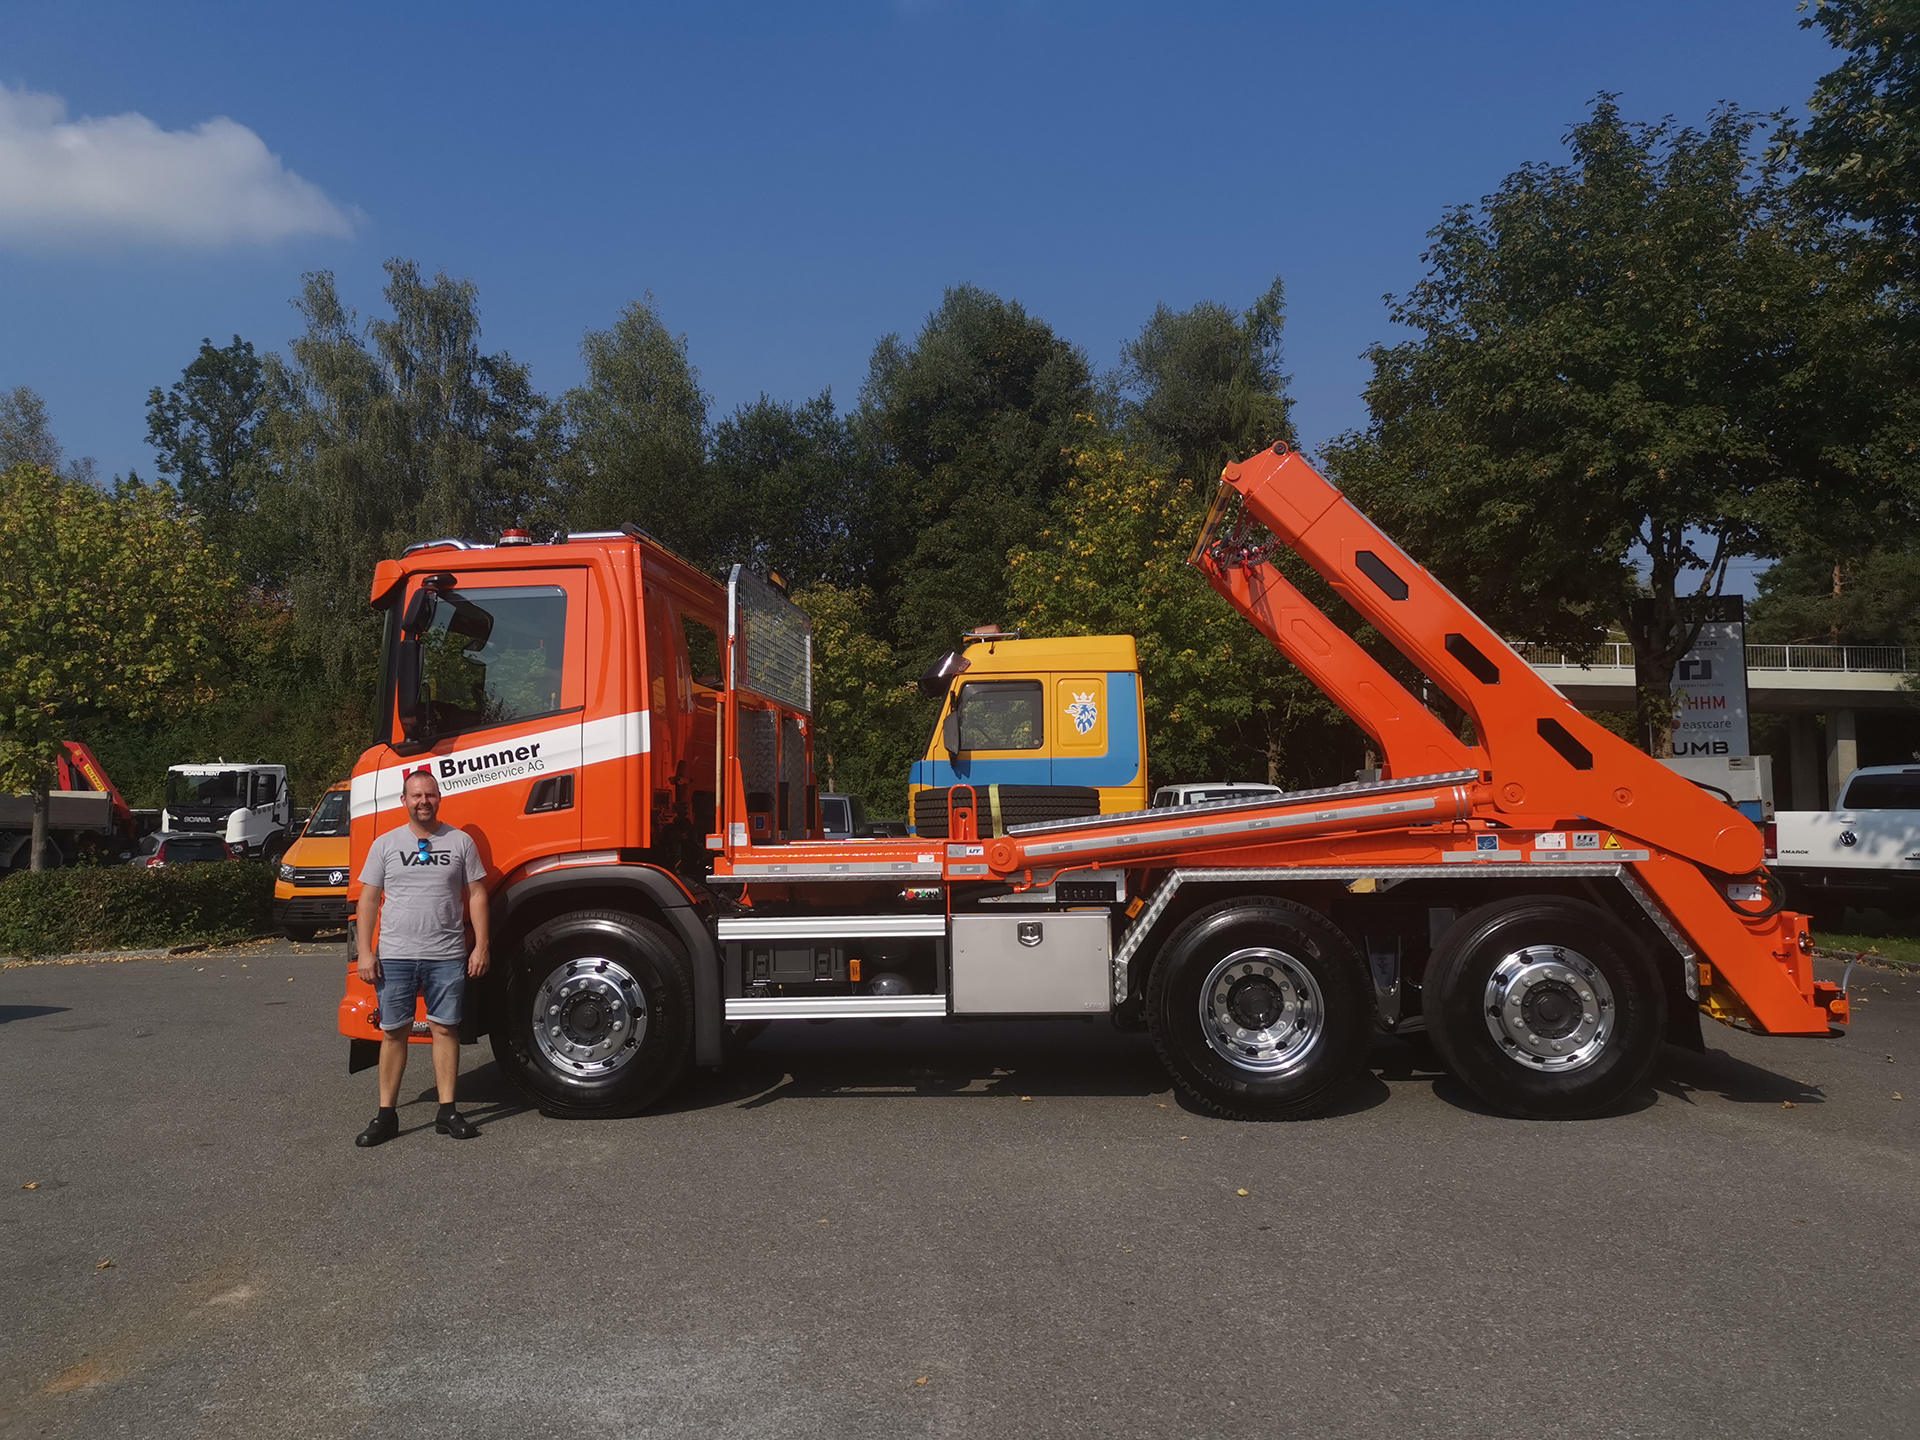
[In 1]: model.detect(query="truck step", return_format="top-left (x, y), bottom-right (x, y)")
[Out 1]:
top-left (725, 995), bottom-right (948, 1020)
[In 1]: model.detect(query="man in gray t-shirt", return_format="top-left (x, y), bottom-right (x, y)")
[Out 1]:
top-left (353, 768), bottom-right (490, 1147)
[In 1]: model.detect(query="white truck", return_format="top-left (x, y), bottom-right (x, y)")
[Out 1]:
top-left (1772, 765), bottom-right (1920, 926)
top-left (161, 762), bottom-right (293, 862)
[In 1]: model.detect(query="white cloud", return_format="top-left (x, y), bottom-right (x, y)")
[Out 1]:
top-left (0, 82), bottom-right (358, 248)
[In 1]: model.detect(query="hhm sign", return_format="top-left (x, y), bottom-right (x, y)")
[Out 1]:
top-left (1669, 598), bottom-right (1749, 758)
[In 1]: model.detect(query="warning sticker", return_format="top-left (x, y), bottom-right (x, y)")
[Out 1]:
top-left (1603, 834), bottom-right (1623, 850)
top-left (1534, 832), bottom-right (1567, 850)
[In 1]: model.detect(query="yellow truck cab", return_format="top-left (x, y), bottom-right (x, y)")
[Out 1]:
top-left (274, 780), bottom-right (351, 941)
top-left (908, 630), bottom-right (1146, 837)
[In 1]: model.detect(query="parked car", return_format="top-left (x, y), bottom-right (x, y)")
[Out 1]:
top-left (1150, 781), bottom-right (1285, 808)
top-left (1773, 764), bottom-right (1920, 927)
top-left (819, 791), bottom-right (869, 841)
top-left (136, 831), bottom-right (238, 867)
top-left (275, 780), bottom-right (352, 942)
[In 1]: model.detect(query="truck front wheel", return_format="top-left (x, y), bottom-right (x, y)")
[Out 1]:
top-left (1147, 898), bottom-right (1374, 1120)
top-left (1422, 897), bottom-right (1664, 1120)
top-left (490, 909), bottom-right (694, 1117)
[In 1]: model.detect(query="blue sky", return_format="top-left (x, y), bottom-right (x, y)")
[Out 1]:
top-left (3, 0), bottom-right (1839, 530)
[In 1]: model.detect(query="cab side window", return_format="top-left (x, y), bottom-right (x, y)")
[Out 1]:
top-left (957, 680), bottom-right (1043, 750)
top-left (416, 585), bottom-right (569, 736)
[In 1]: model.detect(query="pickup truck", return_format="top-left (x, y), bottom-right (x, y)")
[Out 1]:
top-left (1772, 765), bottom-right (1920, 926)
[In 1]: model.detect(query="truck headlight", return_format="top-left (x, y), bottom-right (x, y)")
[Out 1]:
top-left (278, 862), bottom-right (295, 881)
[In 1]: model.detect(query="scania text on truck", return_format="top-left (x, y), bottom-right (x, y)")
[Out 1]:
top-left (339, 450), bottom-right (1848, 1122)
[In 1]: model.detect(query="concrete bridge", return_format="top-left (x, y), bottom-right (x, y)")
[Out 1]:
top-left (1523, 643), bottom-right (1917, 809)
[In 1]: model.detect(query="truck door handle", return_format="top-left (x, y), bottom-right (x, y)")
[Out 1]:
top-left (526, 774), bottom-right (575, 814)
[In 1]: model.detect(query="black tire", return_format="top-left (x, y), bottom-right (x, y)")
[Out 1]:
top-left (1422, 897), bottom-right (1664, 1120)
top-left (283, 924), bottom-right (318, 943)
top-left (489, 909), bottom-right (694, 1117)
top-left (1146, 897), bottom-right (1374, 1121)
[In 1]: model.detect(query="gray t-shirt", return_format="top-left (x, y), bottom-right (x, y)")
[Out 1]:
top-left (359, 823), bottom-right (486, 961)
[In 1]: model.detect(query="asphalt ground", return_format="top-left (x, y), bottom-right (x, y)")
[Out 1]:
top-left (2, 935), bottom-right (1916, 1440)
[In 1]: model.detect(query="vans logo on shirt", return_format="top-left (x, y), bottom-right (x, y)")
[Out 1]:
top-left (400, 850), bottom-right (454, 867)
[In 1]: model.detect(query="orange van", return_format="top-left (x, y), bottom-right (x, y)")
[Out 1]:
top-left (274, 780), bottom-right (351, 941)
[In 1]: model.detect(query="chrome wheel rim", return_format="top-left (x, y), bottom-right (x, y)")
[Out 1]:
top-left (1482, 945), bottom-right (1613, 1072)
top-left (532, 956), bottom-right (648, 1076)
top-left (1198, 946), bottom-right (1325, 1075)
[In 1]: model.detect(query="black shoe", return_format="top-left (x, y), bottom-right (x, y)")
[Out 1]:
top-left (355, 1111), bottom-right (399, 1148)
top-left (436, 1109), bottom-right (479, 1140)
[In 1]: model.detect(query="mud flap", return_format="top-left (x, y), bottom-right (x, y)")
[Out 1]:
top-left (348, 1038), bottom-right (380, 1074)
top-left (1665, 1001), bottom-right (1705, 1053)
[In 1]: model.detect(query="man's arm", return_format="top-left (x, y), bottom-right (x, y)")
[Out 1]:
top-left (466, 880), bottom-right (491, 978)
top-left (356, 886), bottom-right (382, 984)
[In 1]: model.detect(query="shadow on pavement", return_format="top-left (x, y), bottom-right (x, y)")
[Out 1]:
top-left (656, 1017), bottom-right (1172, 1113)
top-left (1656, 1043), bottom-right (1827, 1107)
top-left (0, 1004), bottom-right (70, 1024)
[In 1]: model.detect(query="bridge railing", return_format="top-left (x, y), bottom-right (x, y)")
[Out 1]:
top-left (1516, 642), bottom-right (1916, 674)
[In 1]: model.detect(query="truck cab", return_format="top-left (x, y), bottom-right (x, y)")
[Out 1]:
top-left (163, 762), bottom-right (292, 861)
top-left (907, 629), bottom-right (1147, 836)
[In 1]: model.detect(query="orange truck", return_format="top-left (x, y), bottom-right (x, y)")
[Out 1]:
top-left (339, 451), bottom-right (1847, 1121)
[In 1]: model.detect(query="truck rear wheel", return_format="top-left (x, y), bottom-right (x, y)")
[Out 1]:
top-left (1422, 897), bottom-right (1664, 1120)
top-left (490, 909), bottom-right (694, 1117)
top-left (1146, 898), bottom-right (1374, 1120)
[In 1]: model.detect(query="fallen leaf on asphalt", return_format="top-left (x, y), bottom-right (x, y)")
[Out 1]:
top-left (1896, 1093), bottom-right (1905, 1101)
top-left (1156, 1103), bottom-right (1167, 1109)
top-left (818, 1218), bottom-right (829, 1224)
top-left (915, 1378), bottom-right (928, 1386)
top-left (1781, 1101), bottom-right (1797, 1109)
top-left (21, 1182), bottom-right (38, 1190)
top-left (1020, 1095), bottom-right (1032, 1102)
top-left (95, 1261), bottom-right (112, 1270)
top-left (1179, 1135), bottom-right (1188, 1140)
top-left (1236, 1189), bottom-right (1250, 1197)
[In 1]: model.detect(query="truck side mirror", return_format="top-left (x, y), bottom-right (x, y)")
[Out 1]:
top-left (401, 588), bottom-right (436, 636)
top-left (942, 710), bottom-right (962, 758)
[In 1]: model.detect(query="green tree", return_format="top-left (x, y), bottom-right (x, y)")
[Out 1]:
top-left (0, 387), bottom-right (98, 485)
top-left (1009, 430), bottom-right (1357, 789)
top-left (0, 387), bottom-right (62, 472)
top-left (794, 583), bottom-right (919, 815)
top-left (1797, 0), bottom-right (1920, 283)
top-left (1749, 545), bottom-right (1920, 646)
top-left (1119, 277), bottom-right (1295, 484)
top-left (706, 391), bottom-right (879, 588)
top-left (560, 297), bottom-right (708, 554)
top-left (860, 285), bottom-right (1094, 670)
top-left (145, 337), bottom-right (270, 570)
top-left (1324, 97), bottom-right (1908, 754)
top-left (263, 262), bottom-right (556, 689)
top-left (0, 465), bottom-right (232, 869)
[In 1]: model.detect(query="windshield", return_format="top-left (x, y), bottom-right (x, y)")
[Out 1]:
top-left (305, 789), bottom-right (351, 837)
top-left (167, 771), bottom-right (247, 810)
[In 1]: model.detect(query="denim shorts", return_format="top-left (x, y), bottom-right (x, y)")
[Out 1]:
top-left (374, 957), bottom-right (466, 1032)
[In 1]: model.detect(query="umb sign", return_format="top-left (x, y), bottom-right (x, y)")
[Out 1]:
top-left (1670, 597), bottom-right (1749, 758)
